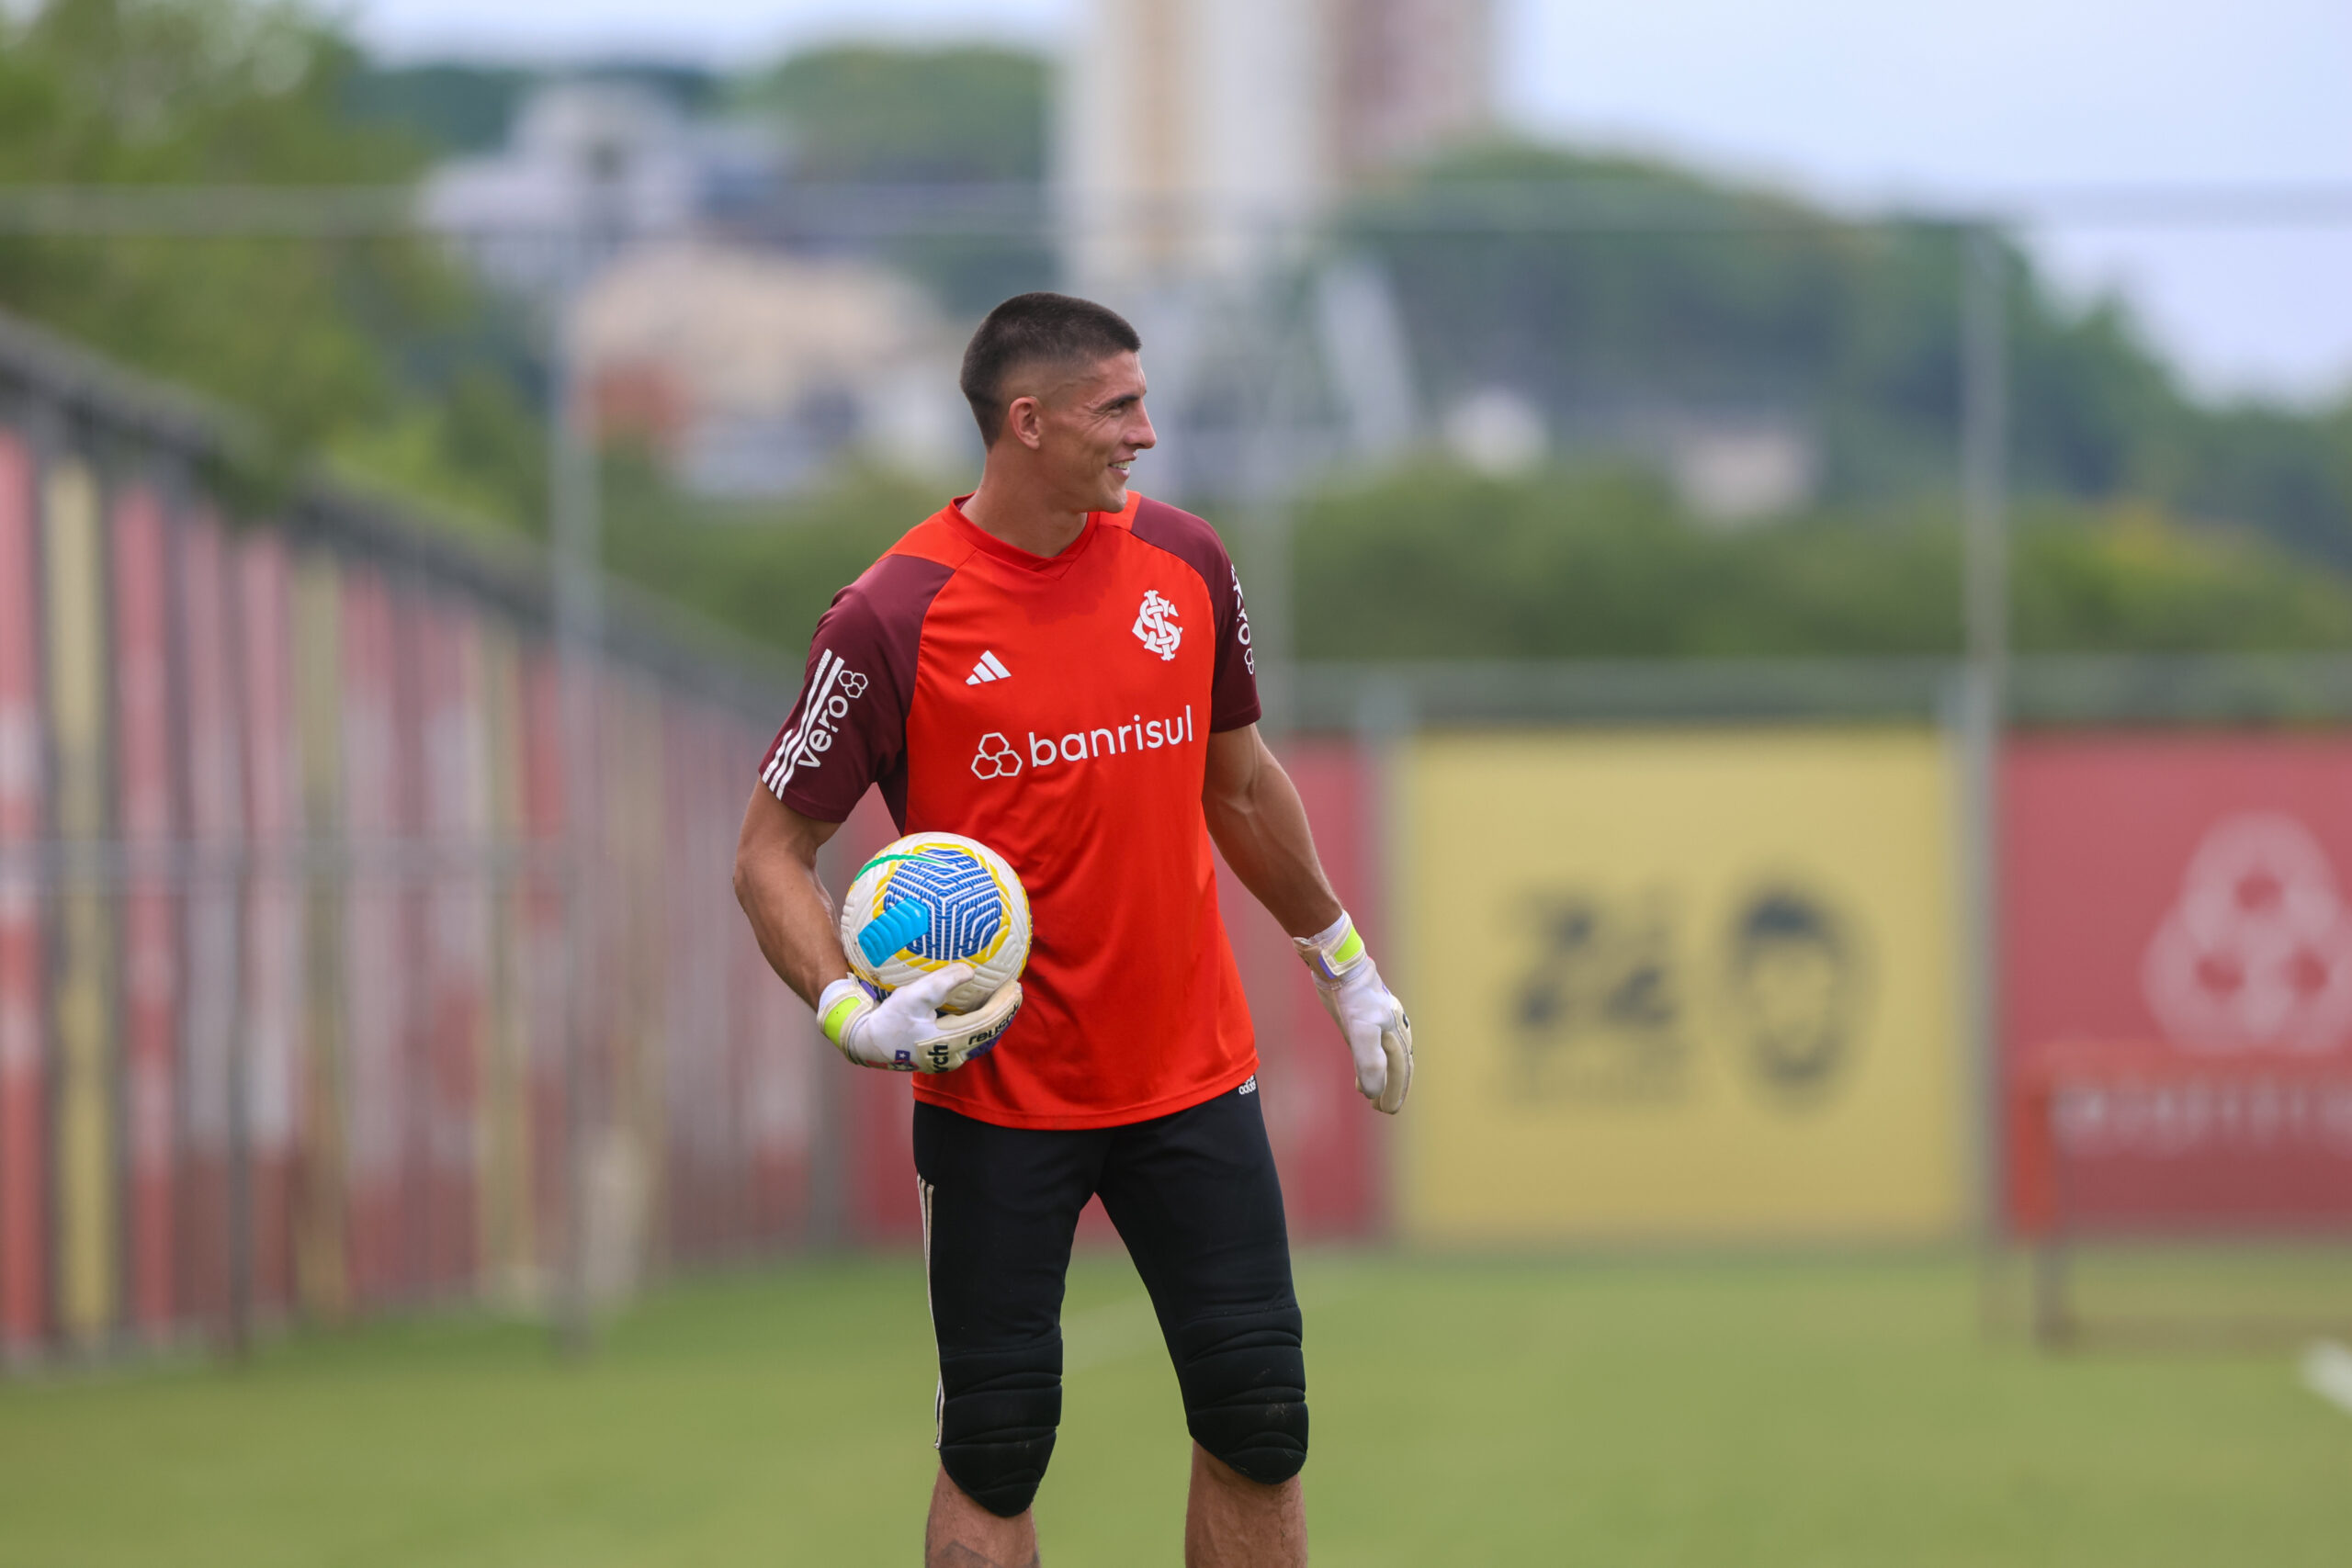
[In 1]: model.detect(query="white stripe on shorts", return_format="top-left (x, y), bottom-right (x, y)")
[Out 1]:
top-left (920, 1175), bottom-right (943, 1449)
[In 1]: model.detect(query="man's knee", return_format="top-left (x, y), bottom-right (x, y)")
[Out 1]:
top-left (937, 1334), bottom-right (1062, 1517)
top-left (1171, 1303), bottom-right (1308, 1485)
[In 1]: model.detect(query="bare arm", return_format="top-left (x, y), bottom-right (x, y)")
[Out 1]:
top-left (1202, 724), bottom-right (1345, 939)
top-left (732, 785), bottom-right (851, 1009)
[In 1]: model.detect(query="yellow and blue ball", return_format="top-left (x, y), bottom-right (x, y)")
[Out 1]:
top-left (840, 831), bottom-right (1031, 1015)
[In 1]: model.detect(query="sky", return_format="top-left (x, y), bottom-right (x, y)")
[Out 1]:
top-left (351, 0), bottom-right (2352, 403)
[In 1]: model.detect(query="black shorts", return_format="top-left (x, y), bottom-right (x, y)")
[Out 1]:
top-left (913, 1077), bottom-right (1305, 1506)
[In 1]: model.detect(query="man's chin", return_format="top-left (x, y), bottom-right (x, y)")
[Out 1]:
top-left (1095, 477), bottom-right (1130, 513)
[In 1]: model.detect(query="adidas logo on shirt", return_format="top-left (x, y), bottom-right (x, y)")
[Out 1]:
top-left (966, 650), bottom-right (1012, 685)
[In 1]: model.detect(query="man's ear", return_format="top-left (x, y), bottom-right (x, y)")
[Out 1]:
top-left (1003, 394), bottom-right (1046, 451)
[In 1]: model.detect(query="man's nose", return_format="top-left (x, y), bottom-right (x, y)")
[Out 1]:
top-left (1128, 404), bottom-right (1158, 450)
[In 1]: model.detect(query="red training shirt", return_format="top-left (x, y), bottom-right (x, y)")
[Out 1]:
top-left (756, 492), bottom-right (1262, 1129)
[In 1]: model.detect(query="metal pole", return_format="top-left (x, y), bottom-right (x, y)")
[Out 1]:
top-left (1353, 676), bottom-right (1412, 1240)
top-left (218, 545), bottom-right (254, 1361)
top-left (1961, 226), bottom-right (2010, 1319)
top-left (1239, 274), bottom-right (1306, 739)
top-left (550, 251), bottom-right (604, 1359)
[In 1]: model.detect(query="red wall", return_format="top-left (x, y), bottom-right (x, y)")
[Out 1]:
top-left (0, 432), bottom-right (44, 1349)
top-left (2004, 734), bottom-right (2352, 1233)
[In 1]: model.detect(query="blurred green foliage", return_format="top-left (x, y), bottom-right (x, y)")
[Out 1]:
top-left (599, 454), bottom-right (948, 658)
top-left (589, 455), bottom-right (2352, 665)
top-left (340, 61), bottom-right (724, 156)
top-left (0, 0), bottom-right (548, 523)
top-left (1348, 142), bottom-right (2352, 565)
top-left (1295, 461), bottom-right (2352, 660)
top-left (736, 45), bottom-right (1046, 185)
top-left (338, 61), bottom-right (536, 154)
top-left (734, 43), bottom-right (1056, 314)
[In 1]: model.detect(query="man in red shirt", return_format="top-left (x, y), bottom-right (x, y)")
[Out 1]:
top-left (735, 293), bottom-right (1411, 1568)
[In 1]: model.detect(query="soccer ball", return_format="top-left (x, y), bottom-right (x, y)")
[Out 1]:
top-left (840, 832), bottom-right (1031, 1015)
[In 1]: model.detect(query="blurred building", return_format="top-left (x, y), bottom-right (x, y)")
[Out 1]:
top-left (1327, 0), bottom-right (1496, 184)
top-left (1060, 0), bottom-right (1493, 291)
top-left (1662, 419), bottom-right (1817, 526)
top-left (569, 243), bottom-right (970, 497)
top-left (421, 80), bottom-right (778, 297)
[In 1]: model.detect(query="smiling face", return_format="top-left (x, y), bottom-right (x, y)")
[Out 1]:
top-left (1007, 350), bottom-right (1157, 516)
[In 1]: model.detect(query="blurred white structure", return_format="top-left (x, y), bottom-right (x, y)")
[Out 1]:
top-left (1665, 421), bottom-right (1816, 525)
top-left (422, 81), bottom-right (776, 297)
top-left (1327, 0), bottom-right (1498, 184)
top-left (1060, 0), bottom-right (1493, 293)
top-left (1445, 388), bottom-right (1547, 476)
top-left (569, 243), bottom-right (970, 497)
top-left (1315, 256), bottom-right (1420, 458)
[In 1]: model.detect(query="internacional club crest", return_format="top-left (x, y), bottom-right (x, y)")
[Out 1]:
top-left (971, 731), bottom-right (1022, 780)
top-left (2142, 812), bottom-right (2352, 1054)
top-left (1133, 589), bottom-right (1182, 660)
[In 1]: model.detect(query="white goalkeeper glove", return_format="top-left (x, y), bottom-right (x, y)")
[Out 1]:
top-left (1294, 912), bottom-right (1412, 1114)
top-left (817, 964), bottom-right (1022, 1074)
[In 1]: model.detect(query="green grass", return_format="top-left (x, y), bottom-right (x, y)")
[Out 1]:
top-left (2, 1252), bottom-right (2348, 1565)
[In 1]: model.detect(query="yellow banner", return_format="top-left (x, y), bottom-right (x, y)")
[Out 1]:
top-left (43, 461), bottom-right (114, 1338)
top-left (475, 619), bottom-right (534, 1294)
top-left (290, 553), bottom-right (349, 1316)
top-left (1402, 729), bottom-right (1964, 1244)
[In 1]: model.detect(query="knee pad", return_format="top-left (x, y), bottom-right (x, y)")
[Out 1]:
top-left (1171, 1304), bottom-right (1308, 1485)
top-left (936, 1333), bottom-right (1062, 1517)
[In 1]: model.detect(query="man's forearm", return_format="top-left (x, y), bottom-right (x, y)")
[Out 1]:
top-left (733, 792), bottom-right (853, 1010)
top-left (737, 849), bottom-right (850, 1009)
top-left (1204, 740), bottom-right (1344, 939)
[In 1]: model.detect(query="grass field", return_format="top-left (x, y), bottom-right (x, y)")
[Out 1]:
top-left (3, 1250), bottom-right (2349, 1566)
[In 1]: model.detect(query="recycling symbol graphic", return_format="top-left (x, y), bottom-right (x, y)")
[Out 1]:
top-left (2141, 812), bottom-right (2352, 1054)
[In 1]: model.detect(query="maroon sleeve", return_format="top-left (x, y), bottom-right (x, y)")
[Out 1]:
top-left (1132, 499), bottom-right (1262, 733)
top-left (756, 552), bottom-right (952, 822)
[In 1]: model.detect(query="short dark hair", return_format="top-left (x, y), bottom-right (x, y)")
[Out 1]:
top-left (960, 292), bottom-right (1142, 446)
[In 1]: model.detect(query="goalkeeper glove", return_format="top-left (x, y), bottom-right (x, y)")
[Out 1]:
top-left (817, 964), bottom-right (1022, 1074)
top-left (1294, 911), bottom-right (1413, 1114)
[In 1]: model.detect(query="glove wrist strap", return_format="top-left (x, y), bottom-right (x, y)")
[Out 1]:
top-left (818, 976), bottom-right (873, 1046)
top-left (1294, 910), bottom-right (1368, 983)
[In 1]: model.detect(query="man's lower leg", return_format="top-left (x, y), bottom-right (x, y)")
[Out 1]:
top-left (1183, 1442), bottom-right (1306, 1568)
top-left (926, 1468), bottom-right (1040, 1568)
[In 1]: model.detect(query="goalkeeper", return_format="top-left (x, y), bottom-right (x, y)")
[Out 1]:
top-left (735, 292), bottom-right (1410, 1568)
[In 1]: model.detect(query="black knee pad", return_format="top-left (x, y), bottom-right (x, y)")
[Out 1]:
top-left (1171, 1304), bottom-right (1308, 1485)
top-left (936, 1333), bottom-right (1062, 1517)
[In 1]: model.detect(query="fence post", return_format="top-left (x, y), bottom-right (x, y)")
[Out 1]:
top-left (1961, 225), bottom-right (2011, 1304)
top-left (1354, 675), bottom-right (1412, 1241)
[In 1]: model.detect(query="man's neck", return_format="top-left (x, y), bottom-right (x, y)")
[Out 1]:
top-left (960, 472), bottom-right (1093, 558)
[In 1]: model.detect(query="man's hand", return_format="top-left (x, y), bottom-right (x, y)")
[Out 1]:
top-left (820, 964), bottom-right (1023, 1074)
top-left (1202, 728), bottom-right (1407, 1111)
top-left (1294, 914), bottom-right (1412, 1114)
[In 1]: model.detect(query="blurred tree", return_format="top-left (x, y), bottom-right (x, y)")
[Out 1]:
top-left (1342, 141), bottom-right (2352, 565)
top-left (340, 61), bottom-right (722, 155)
top-left (0, 0), bottom-right (545, 525)
top-left (598, 454), bottom-right (944, 657)
top-left (586, 453), bottom-right (2352, 666)
top-left (339, 61), bottom-right (535, 154)
top-left (1291, 460), bottom-right (2352, 660)
top-left (740, 45), bottom-right (1046, 185)
top-left (735, 43), bottom-right (1056, 315)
